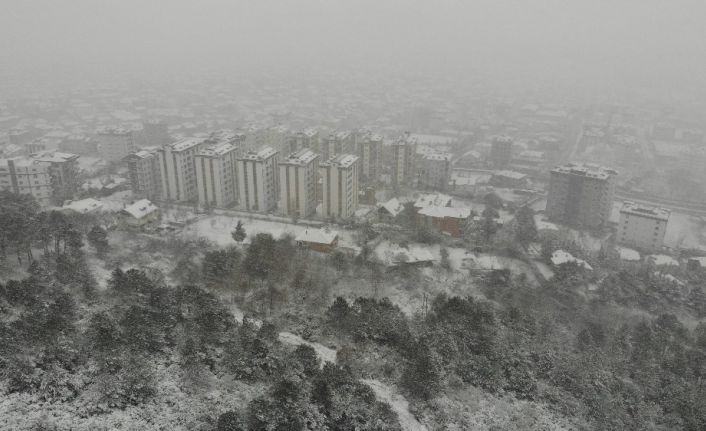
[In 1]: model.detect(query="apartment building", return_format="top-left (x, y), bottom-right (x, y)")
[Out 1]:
top-left (546, 162), bottom-right (617, 229)
top-left (490, 136), bottom-right (513, 168)
top-left (96, 127), bottom-right (136, 162)
top-left (418, 152), bottom-right (452, 191)
top-left (0, 157), bottom-right (53, 205)
top-left (30, 151), bottom-right (80, 204)
top-left (279, 148), bottom-right (319, 218)
top-left (320, 154), bottom-right (359, 219)
top-left (357, 132), bottom-right (382, 184)
top-left (236, 146), bottom-right (279, 212)
top-left (194, 142), bottom-right (239, 208)
top-left (156, 137), bottom-right (207, 202)
top-left (391, 132), bottom-right (417, 187)
top-left (618, 201), bottom-right (670, 251)
top-left (125, 148), bottom-right (162, 200)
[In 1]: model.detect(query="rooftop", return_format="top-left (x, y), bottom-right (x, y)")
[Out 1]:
top-left (282, 148), bottom-right (318, 165)
top-left (197, 142), bottom-right (237, 158)
top-left (321, 153), bottom-right (359, 168)
top-left (295, 228), bottom-right (338, 245)
top-left (414, 193), bottom-right (453, 208)
top-left (167, 137), bottom-right (206, 152)
top-left (418, 205), bottom-right (471, 219)
top-left (122, 199), bottom-right (159, 219)
top-left (31, 151), bottom-right (80, 163)
top-left (551, 162), bottom-right (617, 180)
top-left (423, 152), bottom-right (452, 161)
top-left (63, 198), bottom-right (103, 214)
top-left (239, 146), bottom-right (278, 161)
top-left (620, 201), bottom-right (670, 221)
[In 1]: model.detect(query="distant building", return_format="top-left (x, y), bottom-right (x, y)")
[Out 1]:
top-left (325, 130), bottom-right (354, 160)
top-left (125, 149), bottom-right (162, 200)
top-left (0, 157), bottom-right (53, 205)
top-left (62, 198), bottom-right (103, 214)
top-left (194, 142), bottom-right (239, 208)
top-left (618, 201), bottom-right (670, 251)
top-left (357, 132), bottom-right (382, 184)
top-left (236, 146), bottom-right (279, 212)
top-left (391, 132), bottom-right (417, 188)
top-left (156, 137), bottom-right (207, 202)
top-left (418, 152), bottom-right (452, 191)
top-left (490, 136), bottom-right (513, 168)
top-left (142, 120), bottom-right (171, 146)
top-left (320, 154), bottom-right (359, 219)
top-left (546, 162), bottom-right (617, 229)
top-left (96, 127), bottom-right (136, 162)
top-left (377, 197), bottom-right (405, 221)
top-left (30, 151), bottom-right (80, 204)
top-left (59, 135), bottom-right (98, 156)
top-left (279, 148), bottom-right (319, 218)
top-left (489, 170), bottom-right (528, 188)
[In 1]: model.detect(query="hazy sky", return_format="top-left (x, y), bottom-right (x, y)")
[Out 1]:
top-left (2, 0), bottom-right (705, 97)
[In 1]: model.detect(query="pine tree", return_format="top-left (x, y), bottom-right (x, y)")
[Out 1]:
top-left (231, 220), bottom-right (247, 243)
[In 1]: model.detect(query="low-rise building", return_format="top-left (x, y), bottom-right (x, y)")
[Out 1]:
top-left (417, 206), bottom-right (472, 237)
top-left (120, 199), bottom-right (160, 227)
top-left (295, 228), bottom-right (339, 253)
top-left (618, 201), bottom-right (670, 251)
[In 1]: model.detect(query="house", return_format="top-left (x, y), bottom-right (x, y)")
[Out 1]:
top-left (550, 250), bottom-right (593, 271)
top-left (377, 197), bottom-right (405, 221)
top-left (120, 199), bottom-right (160, 227)
top-left (417, 205), bottom-right (472, 237)
top-left (374, 241), bottom-right (435, 267)
top-left (295, 228), bottom-right (339, 253)
top-left (413, 193), bottom-right (453, 210)
top-left (62, 198), bottom-right (104, 214)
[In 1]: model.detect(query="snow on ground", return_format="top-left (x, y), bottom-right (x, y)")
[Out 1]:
top-left (180, 215), bottom-right (356, 248)
top-left (278, 332), bottom-right (337, 366)
top-left (534, 261), bottom-right (555, 280)
top-left (362, 379), bottom-right (428, 431)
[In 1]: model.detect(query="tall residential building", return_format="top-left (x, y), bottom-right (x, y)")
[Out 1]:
top-left (490, 136), bottom-right (513, 168)
top-left (546, 163), bottom-right (617, 229)
top-left (279, 148), bottom-right (319, 218)
top-left (156, 138), bottom-right (207, 202)
top-left (236, 147), bottom-right (279, 212)
top-left (618, 201), bottom-right (670, 251)
top-left (0, 157), bottom-right (53, 205)
top-left (125, 149), bottom-right (162, 200)
top-left (194, 142), bottom-right (239, 208)
top-left (96, 127), bottom-right (136, 162)
top-left (320, 154), bottom-right (359, 220)
top-left (30, 151), bottom-right (80, 204)
top-left (418, 152), bottom-right (452, 191)
top-left (325, 130), bottom-right (354, 160)
top-left (357, 132), bottom-right (382, 184)
top-left (391, 132), bottom-right (417, 187)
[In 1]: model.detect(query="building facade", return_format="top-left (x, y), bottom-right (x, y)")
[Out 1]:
top-left (320, 154), bottom-right (359, 220)
top-left (0, 157), bottom-right (53, 205)
top-left (418, 152), bottom-right (452, 191)
top-left (279, 148), bottom-right (319, 218)
top-left (546, 163), bottom-right (617, 229)
top-left (96, 127), bottom-right (136, 162)
top-left (490, 136), bottom-right (513, 168)
top-left (125, 149), bottom-right (162, 200)
top-left (391, 132), bottom-right (417, 187)
top-left (30, 151), bottom-right (80, 204)
top-left (236, 146), bottom-right (279, 212)
top-left (194, 142), bottom-right (239, 208)
top-left (156, 138), bottom-right (207, 202)
top-left (618, 201), bottom-right (670, 251)
top-left (357, 132), bottom-right (382, 184)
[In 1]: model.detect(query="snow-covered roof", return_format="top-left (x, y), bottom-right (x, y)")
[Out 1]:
top-left (418, 205), bottom-right (471, 219)
top-left (414, 193), bottom-right (452, 208)
top-left (63, 198), bottom-right (103, 214)
top-left (617, 247), bottom-right (641, 261)
top-left (295, 228), bottom-right (338, 245)
top-left (648, 254), bottom-right (679, 266)
top-left (378, 198), bottom-right (404, 217)
top-left (375, 241), bottom-right (435, 266)
top-left (550, 250), bottom-right (593, 271)
top-left (122, 199), bottom-right (159, 219)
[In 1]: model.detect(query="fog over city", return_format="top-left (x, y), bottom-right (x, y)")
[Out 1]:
top-left (2, 2), bottom-right (706, 431)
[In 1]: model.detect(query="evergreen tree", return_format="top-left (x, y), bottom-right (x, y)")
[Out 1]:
top-left (231, 220), bottom-right (247, 243)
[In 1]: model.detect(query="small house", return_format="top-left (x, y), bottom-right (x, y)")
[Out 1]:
top-left (120, 199), bottom-right (160, 227)
top-left (295, 228), bottom-right (339, 253)
top-left (417, 206), bottom-right (472, 237)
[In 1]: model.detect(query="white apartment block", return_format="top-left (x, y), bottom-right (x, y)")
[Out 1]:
top-left (0, 157), bottom-right (53, 205)
top-left (236, 146), bottom-right (279, 212)
top-left (279, 148), bottom-right (319, 218)
top-left (156, 138), bottom-right (207, 202)
top-left (125, 149), bottom-right (162, 200)
top-left (194, 142), bottom-right (239, 208)
top-left (357, 132), bottom-right (382, 183)
top-left (96, 127), bottom-right (136, 162)
top-left (320, 154), bottom-right (359, 220)
top-left (618, 201), bottom-right (670, 251)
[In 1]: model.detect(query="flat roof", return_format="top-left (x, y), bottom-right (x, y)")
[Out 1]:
top-left (551, 162), bottom-right (617, 180)
top-left (620, 201), bottom-right (670, 221)
top-left (320, 153), bottom-right (359, 168)
top-left (239, 146), bottom-right (277, 161)
top-left (282, 148), bottom-right (318, 165)
top-left (197, 142), bottom-right (237, 158)
top-left (167, 137), bottom-right (206, 152)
